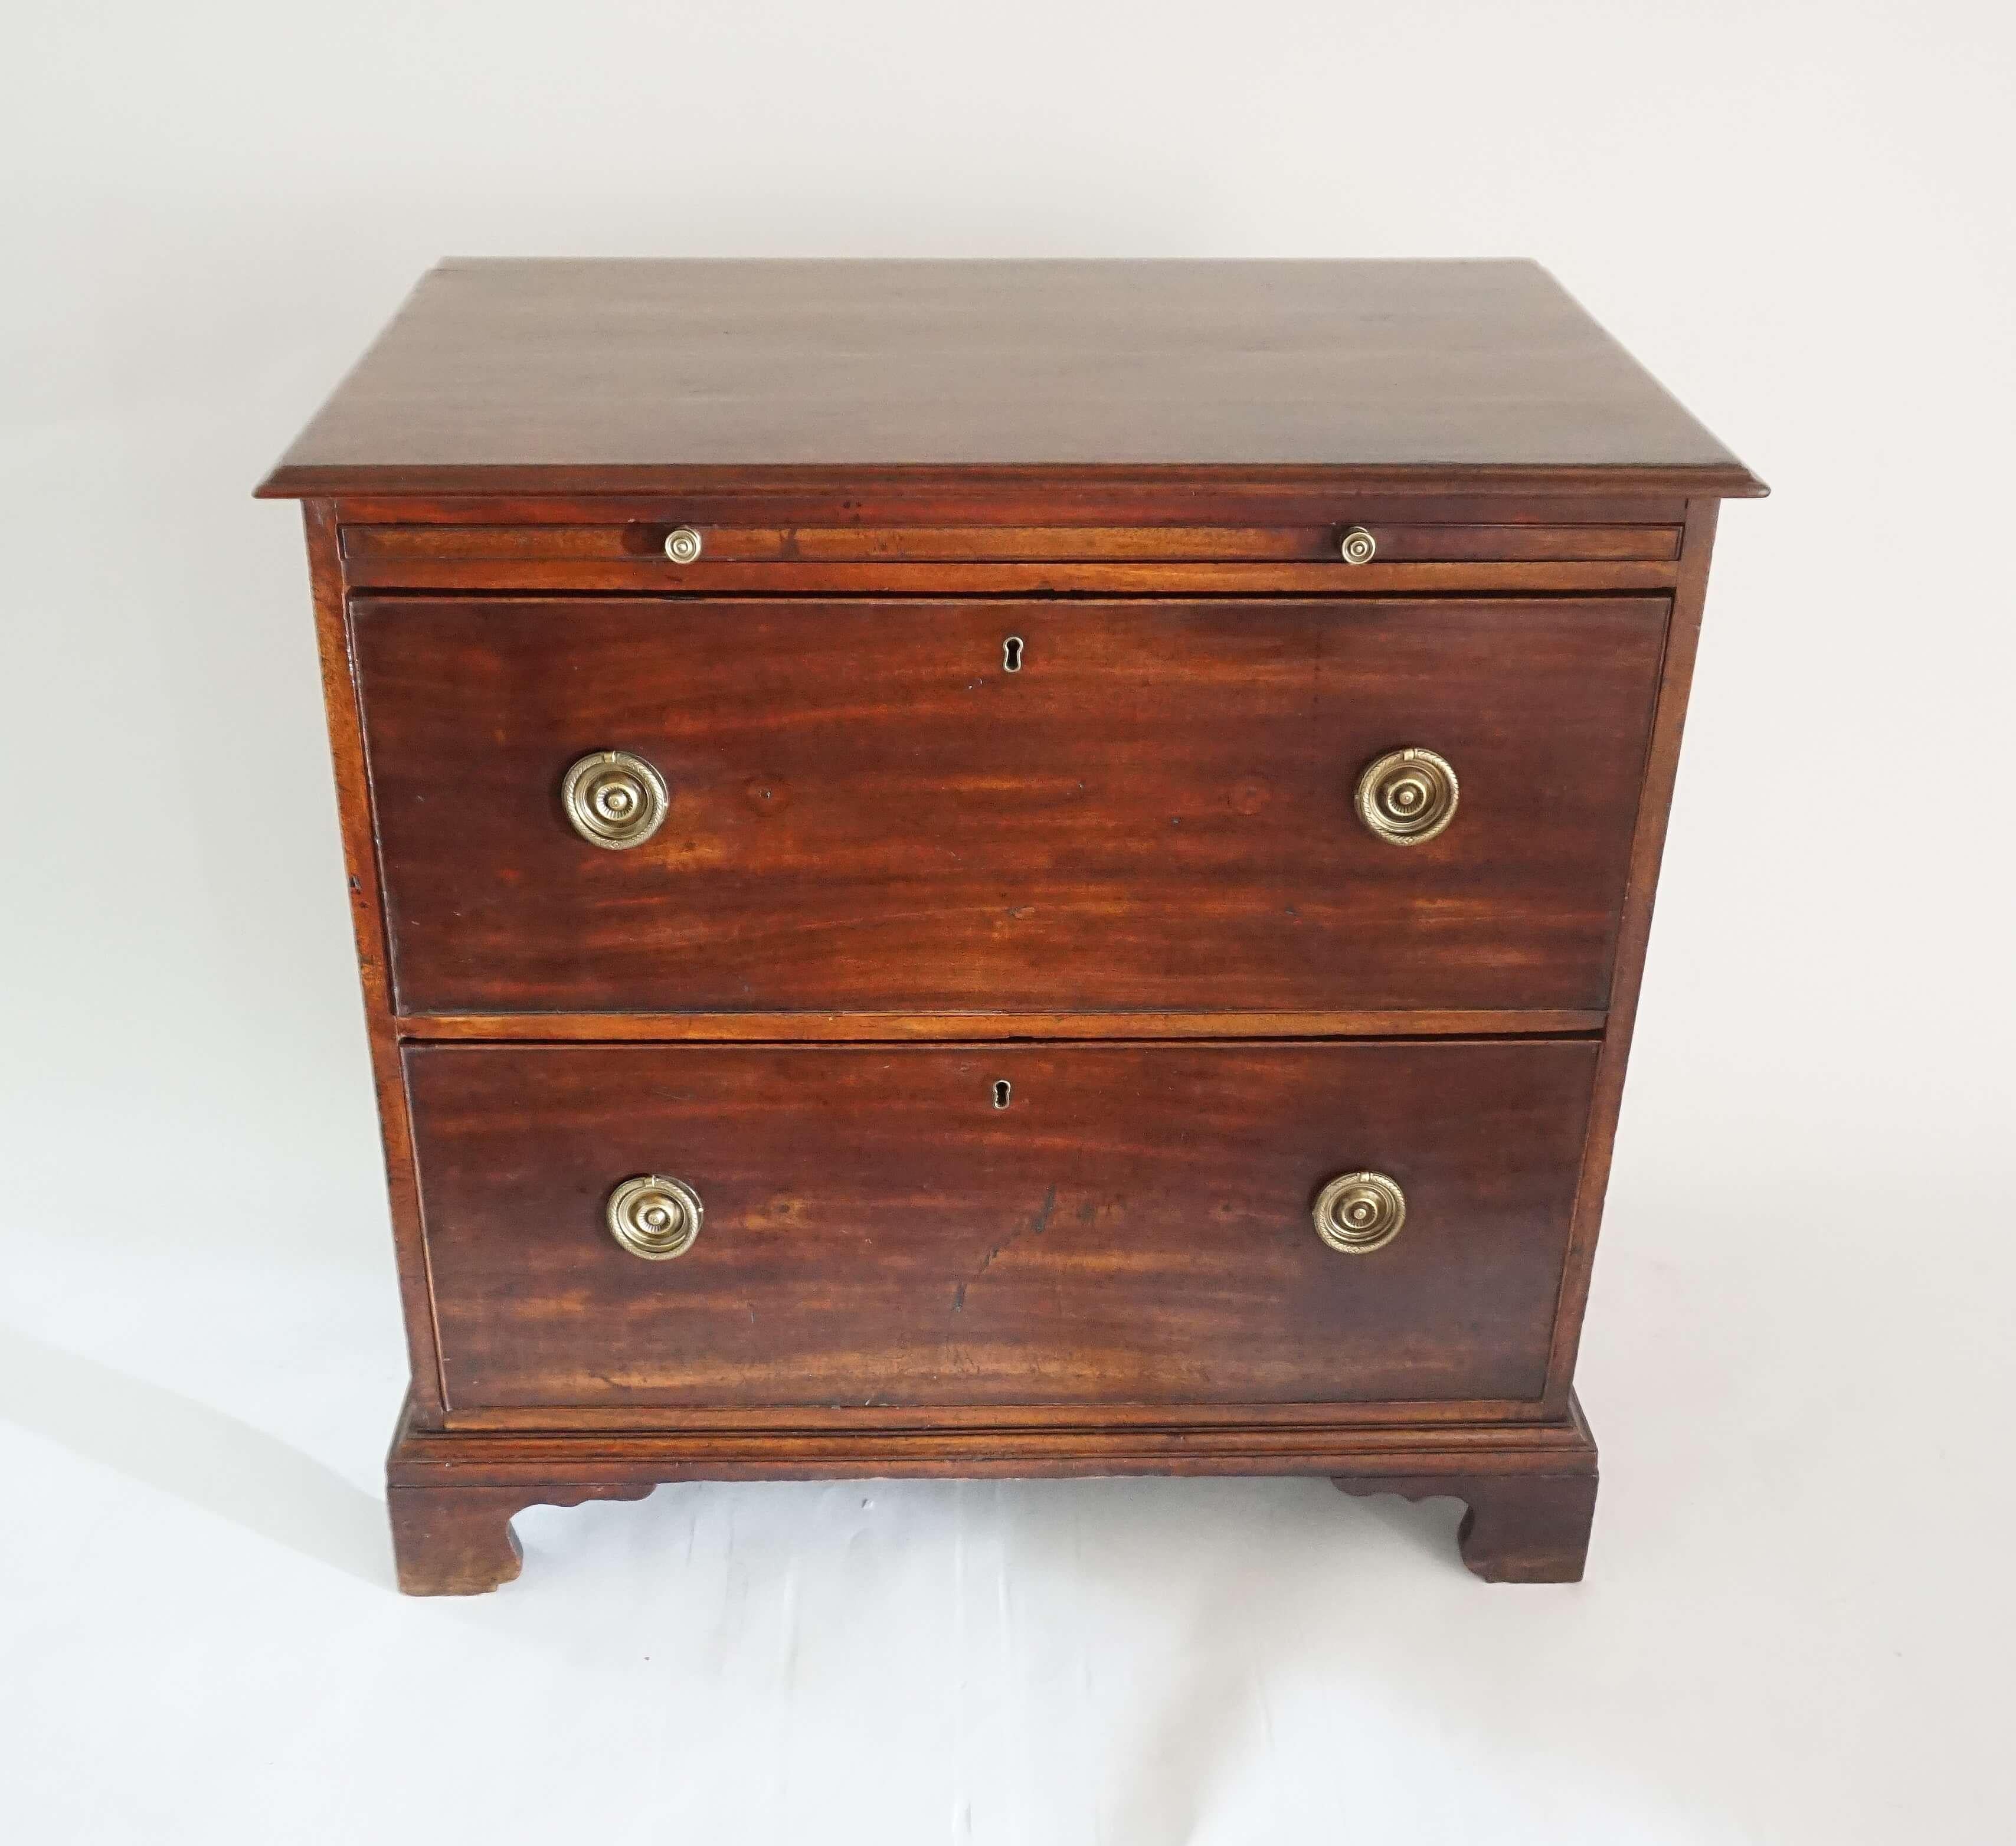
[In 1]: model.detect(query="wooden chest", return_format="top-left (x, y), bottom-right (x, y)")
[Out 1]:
top-left (259, 259), bottom-right (1762, 1592)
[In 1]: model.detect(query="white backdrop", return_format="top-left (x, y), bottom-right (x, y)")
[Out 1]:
top-left (3, 4), bottom-right (2011, 1841)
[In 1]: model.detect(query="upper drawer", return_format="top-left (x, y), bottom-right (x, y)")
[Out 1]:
top-left (352, 595), bottom-right (1668, 1018)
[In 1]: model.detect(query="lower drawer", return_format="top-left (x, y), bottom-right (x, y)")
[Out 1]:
top-left (405, 1039), bottom-right (1599, 1415)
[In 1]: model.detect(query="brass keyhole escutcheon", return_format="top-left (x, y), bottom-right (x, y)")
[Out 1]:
top-left (1003, 636), bottom-right (1024, 673)
top-left (1355, 747), bottom-right (1459, 847)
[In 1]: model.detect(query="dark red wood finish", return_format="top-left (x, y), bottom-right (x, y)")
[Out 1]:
top-left (257, 259), bottom-right (1761, 495)
top-left (384, 1394), bottom-right (1602, 1593)
top-left (343, 518), bottom-right (1683, 565)
top-left (405, 1039), bottom-right (1601, 1413)
top-left (354, 595), bottom-right (1667, 1017)
top-left (263, 259), bottom-right (1761, 1591)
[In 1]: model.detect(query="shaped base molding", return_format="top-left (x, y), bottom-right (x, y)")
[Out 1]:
top-left (385, 1395), bottom-right (1598, 1594)
top-left (387, 1482), bottom-right (655, 1595)
top-left (1331, 1468), bottom-right (1599, 1582)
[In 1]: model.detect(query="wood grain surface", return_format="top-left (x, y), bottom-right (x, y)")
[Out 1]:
top-left (257, 259), bottom-right (1763, 496)
top-left (404, 1039), bottom-right (1601, 1413)
top-left (341, 520), bottom-right (1683, 564)
top-left (384, 1394), bottom-right (1600, 1590)
top-left (354, 595), bottom-right (1669, 1016)
top-left (260, 256), bottom-right (1763, 1588)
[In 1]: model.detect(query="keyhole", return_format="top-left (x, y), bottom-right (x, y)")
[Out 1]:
top-left (993, 1080), bottom-right (1012, 1109)
top-left (1003, 636), bottom-right (1023, 673)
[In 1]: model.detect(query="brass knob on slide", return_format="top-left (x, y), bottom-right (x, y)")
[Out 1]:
top-left (1338, 525), bottom-right (1377, 565)
top-left (1313, 1171), bottom-right (1406, 1255)
top-left (1355, 747), bottom-right (1459, 846)
top-left (663, 525), bottom-right (705, 564)
top-left (607, 1175), bottom-right (703, 1260)
top-left (562, 750), bottom-right (670, 850)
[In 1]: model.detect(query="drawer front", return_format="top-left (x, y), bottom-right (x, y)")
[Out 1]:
top-left (340, 515), bottom-right (1683, 594)
top-left (346, 519), bottom-right (1680, 564)
top-left (355, 595), bottom-right (1667, 1016)
top-left (407, 1039), bottom-right (1599, 1412)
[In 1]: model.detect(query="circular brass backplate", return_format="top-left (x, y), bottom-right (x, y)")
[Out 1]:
top-left (1355, 747), bottom-right (1459, 846)
top-left (607, 1174), bottom-right (703, 1260)
top-left (1313, 1171), bottom-right (1406, 1255)
top-left (562, 749), bottom-right (670, 850)
top-left (663, 525), bottom-right (705, 564)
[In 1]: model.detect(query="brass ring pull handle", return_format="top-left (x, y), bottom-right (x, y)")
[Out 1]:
top-left (1338, 524), bottom-right (1377, 565)
top-left (607, 1174), bottom-right (703, 1260)
top-left (562, 750), bottom-right (669, 850)
top-left (663, 525), bottom-right (704, 564)
top-left (1356, 747), bottom-right (1459, 846)
top-left (1313, 1171), bottom-right (1406, 1255)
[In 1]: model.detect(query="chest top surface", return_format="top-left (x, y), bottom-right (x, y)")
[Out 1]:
top-left (256, 258), bottom-right (1762, 499)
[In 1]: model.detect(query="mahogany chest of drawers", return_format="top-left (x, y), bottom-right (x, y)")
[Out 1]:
top-left (260, 258), bottom-right (1762, 1593)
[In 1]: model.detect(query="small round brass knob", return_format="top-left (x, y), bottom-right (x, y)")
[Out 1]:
top-left (1338, 525), bottom-right (1377, 565)
top-left (562, 750), bottom-right (670, 850)
top-left (663, 525), bottom-right (705, 565)
top-left (1356, 747), bottom-right (1459, 846)
top-left (607, 1174), bottom-right (703, 1260)
top-left (1313, 1171), bottom-right (1406, 1254)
